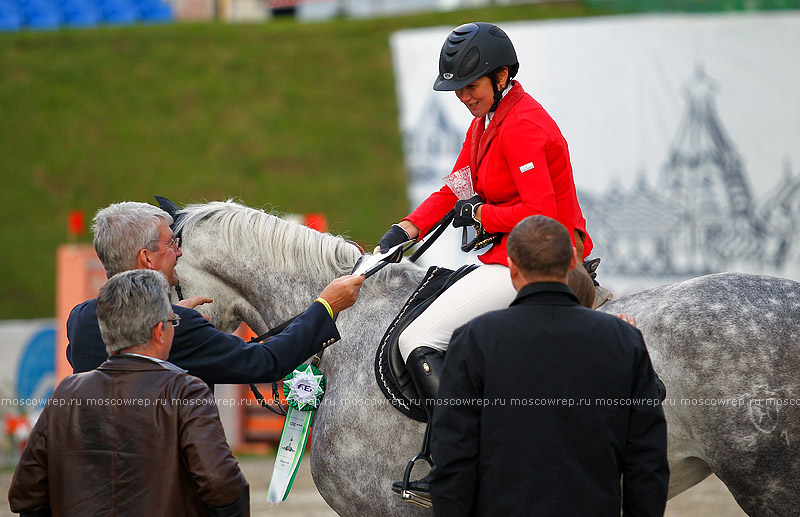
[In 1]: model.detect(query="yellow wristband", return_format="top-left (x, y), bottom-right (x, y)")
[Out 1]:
top-left (315, 297), bottom-right (334, 319)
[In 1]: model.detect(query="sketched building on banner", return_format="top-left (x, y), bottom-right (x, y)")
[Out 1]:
top-left (757, 162), bottom-right (800, 270)
top-left (405, 95), bottom-right (463, 184)
top-left (582, 174), bottom-right (685, 276)
top-left (587, 68), bottom-right (794, 278)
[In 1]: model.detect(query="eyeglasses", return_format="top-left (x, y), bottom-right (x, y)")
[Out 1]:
top-left (165, 314), bottom-right (181, 328)
top-left (148, 236), bottom-right (181, 250)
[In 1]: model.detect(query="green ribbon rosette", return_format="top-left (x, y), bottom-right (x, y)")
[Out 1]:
top-left (267, 364), bottom-right (326, 503)
top-left (283, 364), bottom-right (326, 411)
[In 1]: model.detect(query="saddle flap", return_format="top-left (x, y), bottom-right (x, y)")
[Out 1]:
top-left (374, 264), bottom-right (477, 422)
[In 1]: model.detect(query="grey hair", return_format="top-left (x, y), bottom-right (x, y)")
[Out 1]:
top-left (92, 202), bottom-right (173, 278)
top-left (97, 269), bottom-right (172, 355)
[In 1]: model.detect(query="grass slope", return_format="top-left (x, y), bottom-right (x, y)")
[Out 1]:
top-left (0, 2), bottom-right (610, 318)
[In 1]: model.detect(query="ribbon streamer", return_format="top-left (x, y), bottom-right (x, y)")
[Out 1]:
top-left (267, 364), bottom-right (326, 503)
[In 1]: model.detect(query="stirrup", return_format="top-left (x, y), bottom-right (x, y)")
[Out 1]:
top-left (393, 420), bottom-right (434, 508)
top-left (399, 484), bottom-right (432, 508)
top-left (394, 458), bottom-right (433, 508)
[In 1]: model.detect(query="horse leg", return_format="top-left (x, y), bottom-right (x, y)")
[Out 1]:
top-left (308, 358), bottom-right (432, 517)
top-left (679, 394), bottom-right (800, 516)
top-left (666, 457), bottom-right (712, 498)
top-left (664, 433), bottom-right (713, 498)
top-left (703, 433), bottom-right (800, 516)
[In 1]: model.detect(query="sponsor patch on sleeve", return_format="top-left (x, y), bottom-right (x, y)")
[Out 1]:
top-left (519, 162), bottom-right (535, 173)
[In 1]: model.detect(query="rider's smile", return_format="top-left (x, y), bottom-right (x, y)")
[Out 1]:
top-left (455, 76), bottom-right (498, 118)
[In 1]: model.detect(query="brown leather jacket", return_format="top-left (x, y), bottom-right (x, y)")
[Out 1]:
top-left (8, 355), bottom-right (249, 516)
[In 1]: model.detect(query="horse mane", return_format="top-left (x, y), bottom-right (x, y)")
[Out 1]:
top-left (176, 200), bottom-right (423, 292)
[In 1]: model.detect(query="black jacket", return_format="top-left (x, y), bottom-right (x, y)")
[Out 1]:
top-left (67, 300), bottom-right (339, 389)
top-left (430, 282), bottom-right (669, 517)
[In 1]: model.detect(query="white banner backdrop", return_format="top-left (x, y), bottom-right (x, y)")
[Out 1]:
top-left (390, 12), bottom-right (800, 295)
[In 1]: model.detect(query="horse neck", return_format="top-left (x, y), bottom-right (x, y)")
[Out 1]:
top-left (232, 254), bottom-right (423, 335)
top-left (179, 202), bottom-right (424, 330)
top-left (227, 222), bottom-right (361, 323)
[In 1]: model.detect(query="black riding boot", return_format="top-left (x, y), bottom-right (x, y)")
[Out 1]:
top-left (406, 346), bottom-right (445, 419)
top-left (391, 346), bottom-right (444, 505)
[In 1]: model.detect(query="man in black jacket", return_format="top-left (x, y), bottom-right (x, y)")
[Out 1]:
top-left (430, 215), bottom-right (669, 516)
top-left (67, 201), bottom-right (363, 389)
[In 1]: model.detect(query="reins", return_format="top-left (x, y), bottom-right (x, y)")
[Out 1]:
top-left (246, 317), bottom-right (306, 417)
top-left (409, 210), bottom-right (453, 262)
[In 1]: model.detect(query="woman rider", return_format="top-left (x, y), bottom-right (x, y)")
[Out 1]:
top-left (380, 22), bottom-right (593, 498)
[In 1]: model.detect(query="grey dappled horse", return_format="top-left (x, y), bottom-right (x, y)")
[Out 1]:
top-left (174, 200), bottom-right (800, 516)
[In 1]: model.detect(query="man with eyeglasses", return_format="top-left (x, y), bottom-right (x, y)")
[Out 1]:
top-left (11, 269), bottom-right (250, 516)
top-left (67, 201), bottom-right (364, 390)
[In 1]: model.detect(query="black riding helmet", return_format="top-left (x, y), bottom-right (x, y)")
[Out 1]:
top-left (433, 22), bottom-right (519, 92)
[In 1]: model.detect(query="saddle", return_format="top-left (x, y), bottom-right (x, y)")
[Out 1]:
top-left (374, 264), bottom-right (477, 422)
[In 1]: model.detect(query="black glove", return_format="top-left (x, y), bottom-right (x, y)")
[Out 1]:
top-left (583, 258), bottom-right (601, 286)
top-left (453, 195), bottom-right (483, 228)
top-left (377, 224), bottom-right (410, 263)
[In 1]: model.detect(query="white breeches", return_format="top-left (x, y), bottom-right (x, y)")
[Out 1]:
top-left (398, 264), bottom-right (517, 362)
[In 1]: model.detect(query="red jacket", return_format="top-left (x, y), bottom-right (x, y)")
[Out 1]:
top-left (405, 82), bottom-right (592, 265)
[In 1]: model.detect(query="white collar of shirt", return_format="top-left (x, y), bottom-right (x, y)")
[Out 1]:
top-left (485, 80), bottom-right (514, 128)
top-left (118, 353), bottom-right (187, 373)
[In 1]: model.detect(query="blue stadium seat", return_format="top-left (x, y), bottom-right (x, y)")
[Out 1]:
top-left (0, 0), bottom-right (173, 30)
top-left (96, 0), bottom-right (137, 24)
top-left (18, 0), bottom-right (61, 29)
top-left (0, 0), bottom-right (23, 30)
top-left (59, 0), bottom-right (100, 27)
top-left (134, 0), bottom-right (171, 22)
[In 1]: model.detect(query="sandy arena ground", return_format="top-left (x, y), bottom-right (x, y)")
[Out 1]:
top-left (1, 453), bottom-right (747, 516)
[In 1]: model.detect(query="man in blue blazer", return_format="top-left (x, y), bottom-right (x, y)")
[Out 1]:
top-left (67, 201), bottom-right (364, 389)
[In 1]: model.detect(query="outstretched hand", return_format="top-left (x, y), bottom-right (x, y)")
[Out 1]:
top-left (177, 296), bottom-right (213, 310)
top-left (319, 275), bottom-right (365, 315)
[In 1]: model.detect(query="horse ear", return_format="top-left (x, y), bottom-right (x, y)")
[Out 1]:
top-left (155, 195), bottom-right (180, 220)
top-left (154, 196), bottom-right (185, 237)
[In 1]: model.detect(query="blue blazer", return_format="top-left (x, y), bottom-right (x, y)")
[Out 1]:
top-left (67, 300), bottom-right (339, 389)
